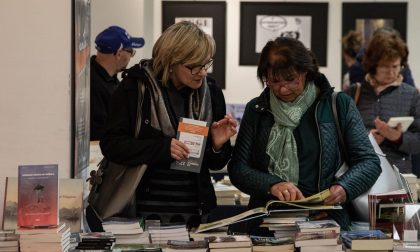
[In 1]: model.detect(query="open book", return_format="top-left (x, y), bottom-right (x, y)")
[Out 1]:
top-left (195, 189), bottom-right (342, 233)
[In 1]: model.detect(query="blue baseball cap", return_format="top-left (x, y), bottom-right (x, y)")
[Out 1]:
top-left (95, 26), bottom-right (145, 53)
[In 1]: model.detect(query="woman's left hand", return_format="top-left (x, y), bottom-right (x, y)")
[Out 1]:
top-left (324, 184), bottom-right (347, 205)
top-left (373, 117), bottom-right (402, 142)
top-left (211, 115), bottom-right (238, 151)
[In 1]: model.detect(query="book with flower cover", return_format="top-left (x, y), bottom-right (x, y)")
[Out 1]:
top-left (170, 118), bottom-right (209, 173)
top-left (17, 164), bottom-right (59, 227)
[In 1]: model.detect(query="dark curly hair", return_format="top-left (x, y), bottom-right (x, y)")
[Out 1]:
top-left (257, 37), bottom-right (319, 87)
top-left (362, 33), bottom-right (408, 75)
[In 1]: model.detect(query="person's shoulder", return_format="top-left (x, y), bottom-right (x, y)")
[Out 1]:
top-left (120, 64), bottom-right (147, 90)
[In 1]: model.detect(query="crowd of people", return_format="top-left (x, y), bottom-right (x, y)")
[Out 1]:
top-left (87, 21), bottom-right (419, 233)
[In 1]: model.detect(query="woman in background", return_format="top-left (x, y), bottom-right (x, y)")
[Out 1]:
top-left (346, 33), bottom-right (420, 173)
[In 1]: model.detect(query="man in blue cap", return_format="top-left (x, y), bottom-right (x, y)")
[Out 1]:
top-left (90, 26), bottom-right (145, 141)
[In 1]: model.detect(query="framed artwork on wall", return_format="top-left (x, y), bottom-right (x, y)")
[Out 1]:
top-left (240, 2), bottom-right (328, 66)
top-left (162, 1), bottom-right (226, 89)
top-left (341, 2), bottom-right (407, 87)
top-left (72, 0), bottom-right (91, 178)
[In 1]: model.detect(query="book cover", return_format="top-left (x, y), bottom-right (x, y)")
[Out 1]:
top-left (112, 243), bottom-right (162, 252)
top-left (294, 230), bottom-right (339, 247)
top-left (78, 232), bottom-right (116, 242)
top-left (195, 189), bottom-right (342, 233)
top-left (296, 219), bottom-right (340, 233)
top-left (341, 230), bottom-right (393, 250)
top-left (3, 178), bottom-right (83, 232)
top-left (207, 235), bottom-right (252, 248)
top-left (368, 189), bottom-right (409, 238)
top-left (17, 164), bottom-right (59, 227)
top-left (170, 118), bottom-right (209, 173)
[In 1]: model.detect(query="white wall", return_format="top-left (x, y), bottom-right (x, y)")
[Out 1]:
top-left (0, 1), bottom-right (72, 178)
top-left (143, 0), bottom-right (419, 104)
top-left (90, 0), bottom-right (145, 69)
top-left (0, 0), bottom-right (72, 225)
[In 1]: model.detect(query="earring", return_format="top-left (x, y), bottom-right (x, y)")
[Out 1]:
top-left (169, 68), bottom-right (173, 73)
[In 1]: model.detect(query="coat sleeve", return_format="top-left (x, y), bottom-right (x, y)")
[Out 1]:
top-left (336, 94), bottom-right (381, 201)
top-left (228, 101), bottom-right (284, 198)
top-left (397, 90), bottom-right (420, 155)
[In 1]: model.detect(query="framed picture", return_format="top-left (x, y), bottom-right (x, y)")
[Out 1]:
top-left (72, 0), bottom-right (91, 178)
top-left (341, 2), bottom-right (407, 85)
top-left (162, 1), bottom-right (226, 89)
top-left (240, 2), bottom-right (328, 66)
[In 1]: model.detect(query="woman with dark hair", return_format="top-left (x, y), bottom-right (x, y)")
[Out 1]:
top-left (228, 37), bottom-right (380, 230)
top-left (347, 33), bottom-right (420, 173)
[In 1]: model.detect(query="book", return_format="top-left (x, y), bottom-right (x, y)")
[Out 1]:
top-left (195, 189), bottom-right (341, 233)
top-left (210, 248), bottom-right (252, 252)
top-left (207, 235), bottom-right (252, 248)
top-left (294, 230), bottom-right (339, 247)
top-left (387, 116), bottom-right (414, 132)
top-left (3, 177), bottom-right (83, 232)
top-left (17, 164), bottom-right (59, 227)
top-left (300, 244), bottom-right (343, 252)
top-left (296, 219), bottom-right (340, 233)
top-left (78, 232), bottom-right (116, 242)
top-left (103, 217), bottom-right (144, 235)
top-left (15, 223), bottom-right (66, 234)
top-left (170, 118), bottom-right (209, 173)
top-left (250, 236), bottom-right (294, 252)
top-left (112, 243), bottom-right (162, 251)
top-left (341, 230), bottom-right (393, 251)
top-left (402, 204), bottom-right (420, 242)
top-left (368, 189), bottom-right (409, 238)
top-left (393, 241), bottom-right (420, 252)
top-left (165, 240), bottom-right (208, 252)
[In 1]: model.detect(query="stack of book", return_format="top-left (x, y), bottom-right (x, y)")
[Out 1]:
top-left (341, 229), bottom-right (393, 252)
top-left (250, 236), bottom-right (294, 252)
top-left (75, 232), bottom-right (116, 250)
top-left (213, 181), bottom-right (240, 206)
top-left (102, 217), bottom-right (149, 244)
top-left (0, 230), bottom-right (19, 252)
top-left (260, 212), bottom-right (305, 239)
top-left (295, 219), bottom-right (342, 252)
top-left (294, 230), bottom-right (341, 252)
top-left (16, 223), bottom-right (71, 252)
top-left (149, 224), bottom-right (189, 244)
top-left (207, 235), bottom-right (252, 252)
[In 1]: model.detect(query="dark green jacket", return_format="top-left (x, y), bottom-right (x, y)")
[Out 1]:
top-left (228, 74), bottom-right (381, 229)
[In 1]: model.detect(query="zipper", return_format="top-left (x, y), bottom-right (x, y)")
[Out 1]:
top-left (314, 100), bottom-right (322, 193)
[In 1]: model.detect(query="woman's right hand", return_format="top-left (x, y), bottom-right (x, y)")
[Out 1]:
top-left (170, 138), bottom-right (190, 160)
top-left (270, 182), bottom-right (304, 201)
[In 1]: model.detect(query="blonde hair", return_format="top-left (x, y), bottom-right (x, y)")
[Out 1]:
top-left (152, 21), bottom-right (216, 86)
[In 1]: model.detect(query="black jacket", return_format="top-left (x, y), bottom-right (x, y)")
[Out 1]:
top-left (100, 63), bottom-right (233, 214)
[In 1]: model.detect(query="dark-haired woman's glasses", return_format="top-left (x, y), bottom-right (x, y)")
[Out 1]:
top-left (265, 75), bottom-right (301, 88)
top-left (184, 59), bottom-right (213, 75)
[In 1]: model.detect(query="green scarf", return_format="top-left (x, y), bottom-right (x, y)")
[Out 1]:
top-left (266, 82), bottom-right (317, 183)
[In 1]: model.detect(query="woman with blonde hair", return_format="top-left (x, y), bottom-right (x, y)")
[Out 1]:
top-left (87, 21), bottom-right (237, 231)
